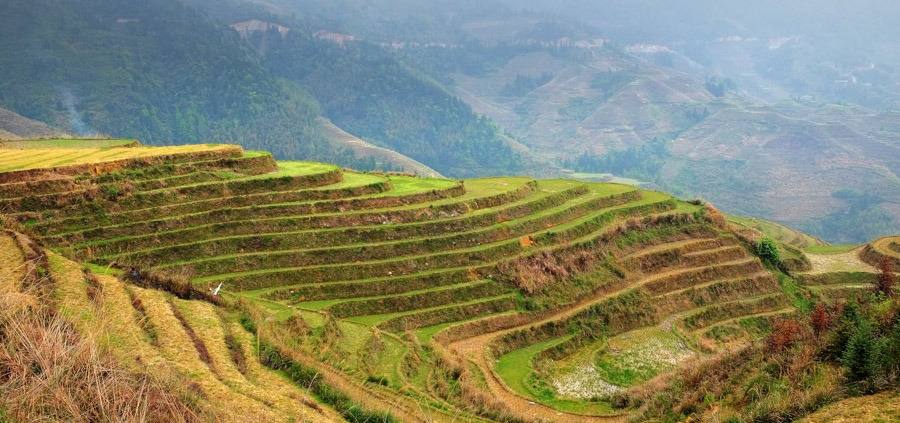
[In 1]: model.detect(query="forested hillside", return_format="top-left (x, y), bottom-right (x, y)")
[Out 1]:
top-left (0, 0), bottom-right (536, 177)
top-left (0, 0), bottom-right (337, 160)
top-left (249, 30), bottom-right (535, 177)
top-left (245, 0), bottom-right (899, 243)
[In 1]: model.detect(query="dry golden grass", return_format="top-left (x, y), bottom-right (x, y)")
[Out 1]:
top-left (130, 286), bottom-right (282, 422)
top-left (0, 144), bottom-right (237, 172)
top-left (172, 299), bottom-right (323, 421)
top-left (0, 236), bottom-right (205, 422)
top-left (798, 389), bottom-right (900, 422)
top-left (38, 246), bottom-right (332, 422)
top-left (0, 233), bottom-right (25, 293)
top-left (0, 297), bottom-right (204, 423)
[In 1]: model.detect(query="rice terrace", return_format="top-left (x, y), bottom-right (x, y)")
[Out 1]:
top-left (0, 137), bottom-right (895, 422)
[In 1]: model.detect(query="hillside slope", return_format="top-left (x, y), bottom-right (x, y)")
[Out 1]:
top-left (230, 0), bottom-right (900, 243)
top-left (2, 139), bottom-right (896, 422)
top-left (0, 106), bottom-right (69, 140)
top-left (318, 117), bottom-right (443, 177)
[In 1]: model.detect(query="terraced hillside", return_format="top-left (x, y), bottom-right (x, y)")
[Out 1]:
top-left (1, 139), bottom-right (896, 422)
top-left (861, 236), bottom-right (900, 269)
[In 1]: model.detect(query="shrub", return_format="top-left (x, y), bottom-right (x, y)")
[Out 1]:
top-left (876, 257), bottom-right (895, 297)
top-left (810, 303), bottom-right (832, 338)
top-left (755, 237), bottom-right (781, 267)
top-left (841, 319), bottom-right (877, 385)
top-left (767, 318), bottom-right (805, 352)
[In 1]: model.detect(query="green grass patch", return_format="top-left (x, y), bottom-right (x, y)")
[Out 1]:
top-left (804, 244), bottom-right (859, 254)
top-left (496, 336), bottom-right (571, 398)
top-left (496, 335), bottom-right (617, 415)
top-left (777, 273), bottom-right (813, 313)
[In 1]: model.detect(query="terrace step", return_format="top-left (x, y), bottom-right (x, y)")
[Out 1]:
top-left (6, 153), bottom-right (281, 216)
top-left (0, 144), bottom-right (243, 184)
top-left (0, 177), bottom-right (79, 199)
top-left (32, 164), bottom-right (342, 233)
top-left (653, 272), bottom-right (780, 314)
top-left (698, 308), bottom-right (796, 339)
top-left (622, 239), bottom-right (744, 274)
top-left (41, 174), bottom-right (459, 236)
top-left (153, 187), bottom-right (633, 278)
top-left (189, 196), bottom-right (674, 291)
top-left (677, 293), bottom-right (791, 331)
top-left (62, 177), bottom-right (543, 256)
top-left (130, 287), bottom-right (290, 421)
top-left (326, 280), bottom-right (511, 318)
top-left (172, 298), bottom-right (321, 418)
top-left (97, 179), bottom-right (557, 264)
top-left (808, 283), bottom-right (873, 300)
top-left (641, 258), bottom-right (766, 295)
top-left (268, 267), bottom-right (477, 303)
top-left (375, 295), bottom-right (519, 333)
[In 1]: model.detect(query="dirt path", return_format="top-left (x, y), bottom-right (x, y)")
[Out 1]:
top-left (446, 286), bottom-right (688, 423)
top-left (443, 238), bottom-right (767, 423)
top-left (803, 247), bottom-right (878, 274)
top-left (444, 271), bottom-right (652, 422)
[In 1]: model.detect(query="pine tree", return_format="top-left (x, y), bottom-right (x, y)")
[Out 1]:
top-left (841, 319), bottom-right (876, 386)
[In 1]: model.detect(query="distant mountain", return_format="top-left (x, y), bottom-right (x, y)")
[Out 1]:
top-left (238, 24), bottom-right (541, 177)
top-left (3, 0), bottom-right (898, 241)
top-left (0, 0), bottom-right (538, 177)
top-left (445, 45), bottom-right (900, 243)
top-left (239, 0), bottom-right (899, 242)
top-left (504, 0), bottom-right (900, 110)
top-left (0, 0), bottom-right (334, 161)
top-left (0, 107), bottom-right (69, 140)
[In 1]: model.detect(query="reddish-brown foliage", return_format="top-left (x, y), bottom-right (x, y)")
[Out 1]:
top-left (497, 249), bottom-right (597, 294)
top-left (810, 303), bottom-right (832, 338)
top-left (703, 203), bottom-right (728, 228)
top-left (877, 257), bottom-right (895, 297)
top-left (767, 318), bottom-right (805, 352)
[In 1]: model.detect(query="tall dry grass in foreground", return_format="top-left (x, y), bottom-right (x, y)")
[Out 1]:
top-left (0, 257), bottom-right (206, 423)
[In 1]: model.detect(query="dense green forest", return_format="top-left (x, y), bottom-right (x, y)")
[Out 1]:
top-left (0, 0), bottom-right (535, 176)
top-left (252, 31), bottom-right (533, 177)
top-left (0, 0), bottom-right (345, 161)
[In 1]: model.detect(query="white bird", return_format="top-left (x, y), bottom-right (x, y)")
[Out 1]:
top-left (212, 282), bottom-right (223, 296)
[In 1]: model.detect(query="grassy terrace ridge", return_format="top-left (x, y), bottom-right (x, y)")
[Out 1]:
top-left (239, 196), bottom-right (675, 301)
top-left (64, 176), bottom-right (533, 258)
top-left (70, 174), bottom-right (516, 237)
top-left (861, 235), bottom-right (900, 268)
top-left (41, 170), bottom-right (455, 238)
top-left (50, 172), bottom-right (394, 235)
top-left (187, 191), bottom-right (671, 288)
top-left (477, 233), bottom-right (781, 417)
top-left (152, 183), bottom-right (632, 273)
top-left (24, 160), bottom-right (340, 220)
top-left (5, 139), bottom-right (891, 422)
top-left (727, 214), bottom-right (828, 249)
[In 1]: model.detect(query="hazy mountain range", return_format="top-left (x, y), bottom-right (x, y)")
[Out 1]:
top-left (2, 0), bottom-right (899, 242)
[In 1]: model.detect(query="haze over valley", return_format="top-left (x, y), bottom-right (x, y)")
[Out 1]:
top-left (1, 3), bottom-right (898, 422)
